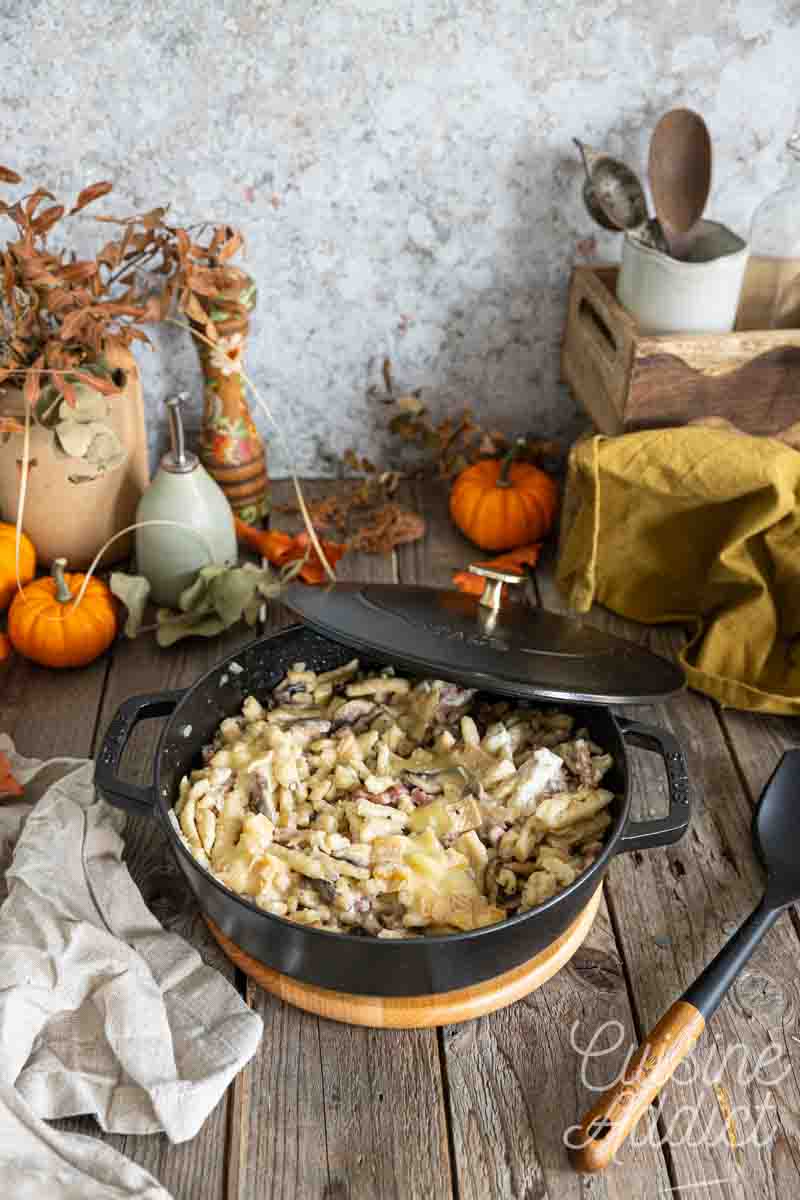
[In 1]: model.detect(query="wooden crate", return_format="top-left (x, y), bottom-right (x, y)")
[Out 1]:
top-left (561, 265), bottom-right (800, 436)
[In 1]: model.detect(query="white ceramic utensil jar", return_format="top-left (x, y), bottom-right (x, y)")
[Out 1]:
top-left (617, 219), bottom-right (749, 334)
top-left (135, 395), bottom-right (237, 608)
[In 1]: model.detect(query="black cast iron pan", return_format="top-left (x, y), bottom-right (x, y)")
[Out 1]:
top-left (96, 624), bottom-right (691, 997)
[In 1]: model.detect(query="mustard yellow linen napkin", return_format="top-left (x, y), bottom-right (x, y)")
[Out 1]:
top-left (555, 428), bottom-right (800, 714)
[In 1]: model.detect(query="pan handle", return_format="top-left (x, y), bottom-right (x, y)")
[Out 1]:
top-left (95, 690), bottom-right (185, 817)
top-left (615, 718), bottom-right (690, 853)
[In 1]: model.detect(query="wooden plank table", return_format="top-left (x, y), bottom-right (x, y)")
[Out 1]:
top-left (2, 479), bottom-right (798, 1199)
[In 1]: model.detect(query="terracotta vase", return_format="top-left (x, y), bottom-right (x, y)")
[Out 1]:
top-left (192, 269), bottom-right (270, 526)
top-left (0, 343), bottom-right (149, 568)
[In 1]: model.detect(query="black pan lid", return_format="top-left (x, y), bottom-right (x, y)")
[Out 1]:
top-left (285, 569), bottom-right (684, 706)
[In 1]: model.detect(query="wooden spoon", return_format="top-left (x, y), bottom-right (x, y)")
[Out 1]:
top-left (648, 109), bottom-right (712, 260)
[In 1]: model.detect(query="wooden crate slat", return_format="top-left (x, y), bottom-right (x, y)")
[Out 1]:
top-left (563, 264), bottom-right (800, 436)
top-left (561, 264), bottom-right (632, 436)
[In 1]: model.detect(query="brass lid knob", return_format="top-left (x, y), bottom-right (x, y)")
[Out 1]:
top-left (468, 564), bottom-right (524, 620)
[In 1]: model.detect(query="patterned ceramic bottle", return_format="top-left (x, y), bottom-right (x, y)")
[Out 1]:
top-left (194, 268), bottom-right (270, 525)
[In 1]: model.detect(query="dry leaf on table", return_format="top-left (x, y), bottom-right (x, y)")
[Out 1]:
top-left (156, 562), bottom-right (290, 647)
top-left (452, 544), bottom-right (542, 599)
top-left (110, 572), bottom-right (151, 638)
top-left (0, 749), bottom-right (23, 799)
top-left (347, 503), bottom-right (426, 553)
top-left (234, 518), bottom-right (347, 583)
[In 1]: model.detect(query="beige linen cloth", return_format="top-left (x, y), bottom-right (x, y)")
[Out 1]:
top-left (0, 734), bottom-right (263, 1198)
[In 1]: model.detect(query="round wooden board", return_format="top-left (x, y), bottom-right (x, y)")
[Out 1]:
top-left (205, 885), bottom-right (601, 1029)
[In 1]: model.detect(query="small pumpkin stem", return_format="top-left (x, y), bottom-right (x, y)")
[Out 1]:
top-left (497, 438), bottom-right (525, 487)
top-left (52, 557), bottom-right (73, 605)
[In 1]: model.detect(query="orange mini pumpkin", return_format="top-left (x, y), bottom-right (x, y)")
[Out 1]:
top-left (0, 522), bottom-right (36, 612)
top-left (449, 447), bottom-right (558, 552)
top-left (8, 557), bottom-right (117, 668)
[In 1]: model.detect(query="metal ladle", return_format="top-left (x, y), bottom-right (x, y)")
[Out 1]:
top-left (574, 139), bottom-right (668, 252)
top-left (574, 139), bottom-right (648, 232)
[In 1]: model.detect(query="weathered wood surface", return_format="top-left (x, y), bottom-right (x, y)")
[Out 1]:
top-left (715, 706), bottom-right (799, 806)
top-left (538, 551), bottom-right (800, 1199)
top-left (0, 639), bottom-right (110, 759)
top-left (2, 476), bottom-right (798, 1199)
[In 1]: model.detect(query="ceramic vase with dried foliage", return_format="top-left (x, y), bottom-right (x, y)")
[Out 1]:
top-left (94, 213), bottom-right (271, 526)
top-left (0, 343), bottom-right (148, 567)
top-left (192, 268), bottom-right (269, 525)
top-left (0, 172), bottom-right (154, 566)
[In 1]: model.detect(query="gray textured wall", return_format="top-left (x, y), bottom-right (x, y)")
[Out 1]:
top-left (4, 1), bottom-right (799, 475)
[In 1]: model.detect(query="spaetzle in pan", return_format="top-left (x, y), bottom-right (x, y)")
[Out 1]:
top-left (172, 660), bottom-right (614, 937)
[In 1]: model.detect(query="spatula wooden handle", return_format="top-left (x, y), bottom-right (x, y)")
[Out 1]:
top-left (569, 1000), bottom-right (705, 1173)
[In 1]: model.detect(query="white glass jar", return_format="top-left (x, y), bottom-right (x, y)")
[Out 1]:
top-left (738, 134), bottom-right (800, 329)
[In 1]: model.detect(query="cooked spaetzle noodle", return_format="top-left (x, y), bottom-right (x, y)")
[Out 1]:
top-left (172, 661), bottom-right (614, 936)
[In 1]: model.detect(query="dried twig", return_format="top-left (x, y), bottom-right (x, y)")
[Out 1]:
top-left (277, 358), bottom-right (562, 556)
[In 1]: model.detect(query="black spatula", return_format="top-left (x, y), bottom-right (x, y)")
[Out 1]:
top-left (570, 749), bottom-right (800, 1172)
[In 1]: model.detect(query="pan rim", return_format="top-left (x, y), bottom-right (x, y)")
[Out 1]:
top-left (152, 624), bottom-right (631, 948)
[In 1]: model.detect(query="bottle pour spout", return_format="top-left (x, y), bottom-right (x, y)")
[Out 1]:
top-left (163, 393), bottom-right (198, 474)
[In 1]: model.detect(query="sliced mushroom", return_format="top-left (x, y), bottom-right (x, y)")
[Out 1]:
top-left (312, 878), bottom-right (337, 906)
top-left (271, 679), bottom-right (309, 705)
top-left (435, 684), bottom-right (477, 722)
top-left (399, 763), bottom-right (484, 800)
top-left (401, 770), bottom-right (444, 795)
top-left (249, 758), bottom-right (278, 823)
top-left (329, 842), bottom-right (373, 868)
top-left (288, 719), bottom-right (332, 746)
top-left (330, 698), bottom-right (378, 731)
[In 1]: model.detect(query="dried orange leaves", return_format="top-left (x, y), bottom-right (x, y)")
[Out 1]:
top-left (452, 544), bottom-right (543, 599)
top-left (235, 518), bottom-right (347, 584)
top-left (0, 748), bottom-right (22, 798)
